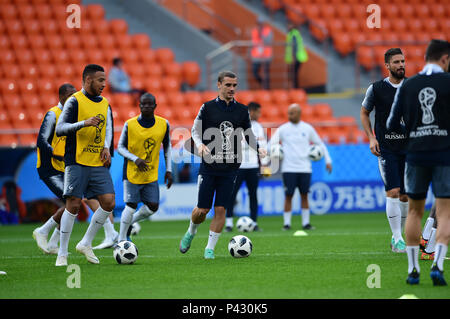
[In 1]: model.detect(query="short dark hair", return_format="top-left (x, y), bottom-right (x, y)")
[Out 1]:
top-left (247, 101), bottom-right (261, 111)
top-left (425, 39), bottom-right (450, 62)
top-left (384, 48), bottom-right (403, 63)
top-left (58, 83), bottom-right (76, 98)
top-left (82, 64), bottom-right (104, 82)
top-left (112, 57), bottom-right (122, 66)
top-left (218, 71), bottom-right (237, 83)
top-left (140, 92), bottom-right (156, 104)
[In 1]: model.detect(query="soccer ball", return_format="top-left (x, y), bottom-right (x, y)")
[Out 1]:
top-left (308, 144), bottom-right (324, 161)
top-left (270, 143), bottom-right (283, 161)
top-left (228, 235), bottom-right (253, 258)
top-left (113, 241), bottom-right (138, 264)
top-left (236, 216), bottom-right (256, 232)
top-left (130, 222), bottom-right (141, 236)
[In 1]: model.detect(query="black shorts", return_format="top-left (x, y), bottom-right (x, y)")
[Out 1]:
top-left (282, 172), bottom-right (311, 196)
top-left (40, 172), bottom-right (65, 200)
top-left (405, 163), bottom-right (450, 200)
top-left (197, 172), bottom-right (238, 209)
top-left (378, 149), bottom-right (406, 193)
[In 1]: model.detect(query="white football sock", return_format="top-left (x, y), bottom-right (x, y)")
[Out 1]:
top-left (58, 209), bottom-right (77, 257)
top-left (283, 211), bottom-right (292, 226)
top-left (422, 217), bottom-right (435, 240)
top-left (188, 219), bottom-right (199, 236)
top-left (386, 197), bottom-right (402, 242)
top-left (406, 245), bottom-right (420, 274)
top-left (132, 204), bottom-right (154, 224)
top-left (425, 227), bottom-right (437, 254)
top-left (206, 230), bottom-right (221, 250)
top-left (119, 205), bottom-right (135, 242)
top-left (301, 209), bottom-right (310, 227)
top-left (48, 228), bottom-right (60, 248)
top-left (79, 207), bottom-right (111, 247)
top-left (432, 243), bottom-right (448, 272)
top-left (399, 201), bottom-right (408, 231)
top-left (37, 216), bottom-right (58, 236)
top-left (226, 217), bottom-right (233, 228)
top-left (103, 218), bottom-right (116, 239)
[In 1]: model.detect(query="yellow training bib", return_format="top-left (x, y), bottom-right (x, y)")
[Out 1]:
top-left (74, 91), bottom-right (109, 167)
top-left (36, 106), bottom-right (66, 172)
top-left (126, 115), bottom-right (167, 184)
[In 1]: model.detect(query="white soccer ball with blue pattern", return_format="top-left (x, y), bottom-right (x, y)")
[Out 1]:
top-left (236, 216), bottom-right (256, 232)
top-left (113, 241), bottom-right (138, 264)
top-left (228, 235), bottom-right (253, 258)
top-left (308, 144), bottom-right (324, 161)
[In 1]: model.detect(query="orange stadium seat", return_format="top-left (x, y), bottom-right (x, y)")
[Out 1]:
top-left (175, 107), bottom-right (194, 124)
top-left (138, 49), bottom-right (156, 64)
top-left (18, 133), bottom-right (38, 146)
top-left (51, 4), bottom-right (68, 21)
top-left (17, 5), bottom-right (36, 21)
top-left (327, 19), bottom-right (344, 38)
top-left (320, 4), bottom-right (336, 20)
top-left (254, 90), bottom-right (272, 106)
top-left (23, 94), bottom-right (41, 110)
top-left (57, 64), bottom-right (75, 79)
top-left (86, 4), bottom-right (105, 20)
top-left (121, 50), bottom-right (139, 65)
top-left (8, 109), bottom-right (32, 129)
top-left (126, 63), bottom-right (146, 79)
top-left (167, 92), bottom-right (185, 107)
top-left (35, 4), bottom-right (52, 21)
top-left (423, 19), bottom-right (439, 34)
top-left (2, 64), bottom-right (21, 79)
top-left (271, 90), bottom-right (289, 106)
top-left (132, 33), bottom-right (151, 50)
top-left (184, 91), bottom-right (203, 107)
top-left (0, 110), bottom-right (13, 130)
top-left (263, 0), bottom-right (282, 12)
top-left (80, 34), bottom-right (99, 50)
top-left (288, 89), bottom-right (307, 104)
top-left (407, 19), bottom-right (422, 33)
top-left (0, 4), bottom-right (18, 20)
top-left (100, 34), bottom-right (116, 51)
top-left (202, 91), bottom-right (218, 102)
top-left (351, 4), bottom-right (366, 20)
top-left (0, 35), bottom-right (11, 51)
top-left (235, 91), bottom-right (255, 105)
top-left (303, 4), bottom-right (320, 20)
top-left (38, 79), bottom-right (55, 96)
top-left (431, 4), bottom-right (446, 18)
top-left (15, 49), bottom-right (35, 65)
top-left (156, 105), bottom-right (174, 121)
top-left (103, 50), bottom-right (121, 65)
top-left (333, 32), bottom-right (353, 56)
top-left (155, 48), bottom-right (175, 64)
top-left (46, 34), bottom-right (64, 51)
top-left (285, 4), bottom-right (306, 26)
top-left (343, 19), bottom-right (360, 33)
top-left (0, 50), bottom-right (16, 65)
top-left (18, 79), bottom-right (37, 95)
top-left (414, 4), bottom-right (430, 20)
top-left (309, 19), bottom-right (328, 42)
top-left (20, 64), bottom-right (39, 79)
top-left (1, 80), bottom-right (19, 95)
top-left (109, 19), bottom-right (128, 35)
top-left (11, 35), bottom-right (28, 51)
top-left (69, 49), bottom-right (87, 65)
top-left (400, 4), bottom-right (415, 20)
top-left (336, 4), bottom-right (352, 19)
top-left (113, 93), bottom-right (134, 109)
top-left (181, 61), bottom-right (201, 87)
top-left (85, 50), bottom-right (104, 65)
top-left (40, 94), bottom-right (59, 108)
top-left (312, 103), bottom-right (333, 120)
top-left (161, 77), bottom-right (180, 93)
top-left (37, 64), bottom-right (58, 79)
top-left (51, 50), bottom-right (70, 64)
top-left (438, 19), bottom-right (450, 33)
top-left (0, 134), bottom-right (19, 147)
top-left (145, 64), bottom-right (163, 77)
top-left (162, 63), bottom-right (182, 81)
top-left (144, 79), bottom-right (162, 93)
top-left (92, 19), bottom-right (109, 35)
top-left (28, 34), bottom-right (47, 51)
top-left (115, 34), bottom-right (133, 50)
top-left (41, 20), bottom-right (59, 36)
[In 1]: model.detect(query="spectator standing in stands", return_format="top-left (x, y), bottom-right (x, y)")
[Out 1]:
top-left (251, 17), bottom-right (273, 89)
top-left (285, 22), bottom-right (308, 89)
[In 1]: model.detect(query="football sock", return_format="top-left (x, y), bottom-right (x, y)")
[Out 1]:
top-left (58, 209), bottom-right (77, 257)
top-left (406, 246), bottom-right (420, 274)
top-left (119, 205), bottom-right (136, 242)
top-left (422, 217), bottom-right (435, 240)
top-left (37, 216), bottom-right (58, 236)
top-left (206, 231), bottom-right (221, 250)
top-left (425, 228), bottom-right (437, 254)
top-left (48, 228), bottom-right (60, 248)
top-left (399, 201), bottom-right (408, 231)
top-left (132, 205), bottom-right (154, 224)
top-left (79, 207), bottom-right (111, 247)
top-left (386, 197), bottom-right (403, 242)
top-left (103, 218), bottom-right (116, 239)
top-left (283, 211), bottom-right (292, 226)
top-left (432, 243), bottom-right (447, 272)
top-left (188, 219), bottom-right (199, 236)
top-left (301, 209), bottom-right (310, 227)
top-left (226, 217), bottom-right (233, 228)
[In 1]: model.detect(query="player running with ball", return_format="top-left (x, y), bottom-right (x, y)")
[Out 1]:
top-left (179, 71), bottom-right (266, 259)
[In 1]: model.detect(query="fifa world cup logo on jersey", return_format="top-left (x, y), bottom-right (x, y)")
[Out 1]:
top-left (143, 137), bottom-right (156, 161)
top-left (94, 114), bottom-right (105, 144)
top-left (219, 121), bottom-right (234, 151)
top-left (418, 87), bottom-right (436, 125)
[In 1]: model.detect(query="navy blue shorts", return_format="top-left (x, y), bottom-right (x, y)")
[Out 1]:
top-left (282, 172), bottom-right (311, 196)
top-left (197, 172), bottom-right (238, 209)
top-left (378, 149), bottom-right (406, 193)
top-left (405, 163), bottom-right (450, 200)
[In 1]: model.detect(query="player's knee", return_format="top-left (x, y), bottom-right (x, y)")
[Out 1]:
top-left (66, 197), bottom-right (82, 213)
top-left (400, 194), bottom-right (408, 202)
top-left (145, 202), bottom-right (159, 213)
top-left (100, 194), bottom-right (115, 212)
top-left (386, 188), bottom-right (400, 198)
top-left (126, 202), bottom-right (138, 209)
top-left (197, 208), bottom-right (209, 216)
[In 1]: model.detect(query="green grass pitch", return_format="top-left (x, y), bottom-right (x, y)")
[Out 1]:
top-left (0, 212), bottom-right (448, 299)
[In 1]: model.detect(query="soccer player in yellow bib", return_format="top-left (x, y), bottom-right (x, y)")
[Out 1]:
top-left (55, 64), bottom-right (115, 266)
top-left (117, 92), bottom-right (173, 242)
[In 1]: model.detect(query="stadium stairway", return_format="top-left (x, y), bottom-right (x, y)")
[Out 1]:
top-left (235, 0), bottom-right (372, 126)
top-left (81, 0), bottom-right (248, 90)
